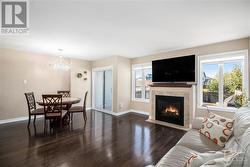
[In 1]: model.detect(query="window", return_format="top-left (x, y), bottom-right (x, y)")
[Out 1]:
top-left (132, 63), bottom-right (152, 102)
top-left (198, 50), bottom-right (248, 110)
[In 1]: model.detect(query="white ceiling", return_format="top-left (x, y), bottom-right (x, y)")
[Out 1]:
top-left (0, 0), bottom-right (250, 60)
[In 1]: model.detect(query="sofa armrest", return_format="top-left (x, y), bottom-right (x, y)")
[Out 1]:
top-left (192, 117), bottom-right (204, 129)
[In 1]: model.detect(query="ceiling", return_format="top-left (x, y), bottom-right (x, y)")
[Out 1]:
top-left (0, 0), bottom-right (250, 60)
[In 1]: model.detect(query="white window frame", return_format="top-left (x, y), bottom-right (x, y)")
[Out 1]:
top-left (197, 50), bottom-right (248, 112)
top-left (132, 63), bottom-right (152, 102)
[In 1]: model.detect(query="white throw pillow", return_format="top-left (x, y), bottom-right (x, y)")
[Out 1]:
top-left (200, 118), bottom-right (233, 147)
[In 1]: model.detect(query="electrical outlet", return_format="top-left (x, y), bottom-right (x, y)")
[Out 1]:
top-left (119, 103), bottom-right (123, 109)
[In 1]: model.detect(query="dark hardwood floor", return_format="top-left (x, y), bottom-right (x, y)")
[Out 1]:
top-left (0, 110), bottom-right (185, 167)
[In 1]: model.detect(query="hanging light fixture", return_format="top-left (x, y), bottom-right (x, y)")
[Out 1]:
top-left (52, 49), bottom-right (70, 71)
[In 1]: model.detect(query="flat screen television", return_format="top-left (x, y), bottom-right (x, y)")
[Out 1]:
top-left (152, 55), bottom-right (195, 82)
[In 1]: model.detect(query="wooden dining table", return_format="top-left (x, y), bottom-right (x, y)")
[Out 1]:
top-left (37, 97), bottom-right (81, 109)
top-left (37, 97), bottom-right (81, 126)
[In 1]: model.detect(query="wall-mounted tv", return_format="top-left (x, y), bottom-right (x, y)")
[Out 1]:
top-left (152, 55), bottom-right (195, 83)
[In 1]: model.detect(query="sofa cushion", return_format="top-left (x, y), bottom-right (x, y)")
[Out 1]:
top-left (238, 127), bottom-right (250, 167)
top-left (224, 136), bottom-right (240, 151)
top-left (187, 150), bottom-right (243, 167)
top-left (233, 107), bottom-right (250, 139)
top-left (200, 152), bottom-right (243, 167)
top-left (199, 118), bottom-right (233, 147)
top-left (192, 117), bottom-right (203, 130)
top-left (177, 129), bottom-right (222, 152)
top-left (155, 145), bottom-right (197, 167)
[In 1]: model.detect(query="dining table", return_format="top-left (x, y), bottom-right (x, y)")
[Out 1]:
top-left (37, 97), bottom-right (81, 126)
top-left (37, 97), bottom-right (81, 110)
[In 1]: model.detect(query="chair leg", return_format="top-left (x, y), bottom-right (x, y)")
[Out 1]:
top-left (83, 111), bottom-right (87, 122)
top-left (60, 118), bottom-right (62, 128)
top-left (33, 115), bottom-right (36, 124)
top-left (49, 119), bottom-right (51, 130)
top-left (44, 119), bottom-right (46, 133)
top-left (71, 113), bottom-right (73, 123)
top-left (27, 115), bottom-right (31, 127)
top-left (33, 123), bottom-right (37, 135)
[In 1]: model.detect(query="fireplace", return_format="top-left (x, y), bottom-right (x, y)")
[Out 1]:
top-left (155, 95), bottom-right (184, 126)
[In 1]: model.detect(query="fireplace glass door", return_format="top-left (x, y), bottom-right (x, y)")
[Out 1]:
top-left (155, 95), bottom-right (184, 126)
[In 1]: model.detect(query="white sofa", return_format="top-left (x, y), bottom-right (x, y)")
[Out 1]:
top-left (150, 108), bottom-right (250, 167)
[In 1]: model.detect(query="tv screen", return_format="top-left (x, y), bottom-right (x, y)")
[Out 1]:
top-left (152, 55), bottom-right (195, 82)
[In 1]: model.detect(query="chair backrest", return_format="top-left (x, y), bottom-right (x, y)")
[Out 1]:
top-left (24, 92), bottom-right (36, 113)
top-left (42, 94), bottom-right (62, 118)
top-left (83, 91), bottom-right (88, 109)
top-left (57, 90), bottom-right (70, 98)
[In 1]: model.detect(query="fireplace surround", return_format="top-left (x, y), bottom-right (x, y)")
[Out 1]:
top-left (148, 85), bottom-right (196, 130)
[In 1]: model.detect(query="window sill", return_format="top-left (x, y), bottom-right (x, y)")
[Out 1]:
top-left (132, 99), bottom-right (150, 103)
top-left (197, 106), bottom-right (237, 113)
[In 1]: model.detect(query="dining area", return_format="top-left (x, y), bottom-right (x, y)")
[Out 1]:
top-left (24, 90), bottom-right (88, 132)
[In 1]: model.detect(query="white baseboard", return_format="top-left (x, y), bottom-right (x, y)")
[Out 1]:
top-left (93, 108), bottom-right (149, 116)
top-left (0, 108), bottom-right (148, 125)
top-left (92, 108), bottom-right (129, 116)
top-left (0, 115), bottom-right (43, 125)
top-left (86, 107), bottom-right (92, 111)
top-left (130, 109), bottom-right (149, 116)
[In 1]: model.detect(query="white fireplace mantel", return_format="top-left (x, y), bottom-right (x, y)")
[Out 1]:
top-left (147, 85), bottom-right (196, 130)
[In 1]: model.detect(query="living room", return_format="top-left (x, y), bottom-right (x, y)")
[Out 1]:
top-left (0, 0), bottom-right (250, 167)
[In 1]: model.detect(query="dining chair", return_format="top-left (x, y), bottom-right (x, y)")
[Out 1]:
top-left (24, 92), bottom-right (44, 128)
top-left (57, 90), bottom-right (70, 97)
top-left (69, 91), bottom-right (88, 123)
top-left (57, 90), bottom-right (71, 110)
top-left (42, 94), bottom-right (67, 130)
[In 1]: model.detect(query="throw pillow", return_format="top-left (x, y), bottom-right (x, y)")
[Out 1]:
top-left (208, 111), bottom-right (234, 129)
top-left (200, 118), bottom-right (233, 147)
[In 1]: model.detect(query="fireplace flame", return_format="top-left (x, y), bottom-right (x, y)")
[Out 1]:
top-left (165, 105), bottom-right (179, 116)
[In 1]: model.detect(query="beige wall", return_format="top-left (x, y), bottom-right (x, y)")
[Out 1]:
top-left (0, 49), bottom-right (70, 120)
top-left (70, 59), bottom-right (92, 109)
top-left (131, 38), bottom-right (250, 118)
top-left (1, 37), bottom-right (249, 120)
top-left (91, 56), bottom-right (131, 113)
top-left (116, 57), bottom-right (131, 112)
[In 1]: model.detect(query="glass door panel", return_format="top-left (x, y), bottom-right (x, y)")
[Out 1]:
top-left (93, 68), bottom-right (112, 112)
top-left (94, 71), bottom-right (104, 110)
top-left (104, 70), bottom-right (112, 111)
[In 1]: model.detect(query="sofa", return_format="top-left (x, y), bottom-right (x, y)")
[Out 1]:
top-left (149, 107), bottom-right (250, 167)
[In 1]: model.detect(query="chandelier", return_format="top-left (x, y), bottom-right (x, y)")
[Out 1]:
top-left (52, 49), bottom-right (70, 71)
